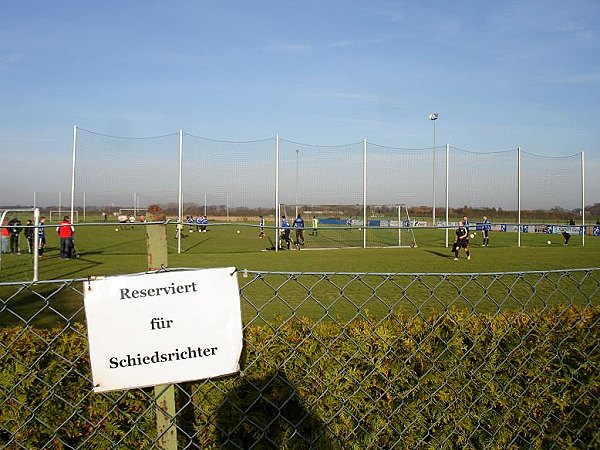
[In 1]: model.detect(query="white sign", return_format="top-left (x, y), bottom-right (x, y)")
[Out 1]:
top-left (83, 268), bottom-right (242, 392)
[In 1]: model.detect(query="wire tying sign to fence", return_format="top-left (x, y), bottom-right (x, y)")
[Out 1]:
top-left (83, 268), bottom-right (243, 392)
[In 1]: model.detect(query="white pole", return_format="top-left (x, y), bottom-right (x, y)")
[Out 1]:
top-left (398, 205), bottom-right (401, 246)
top-left (70, 125), bottom-right (77, 222)
top-left (363, 138), bottom-right (367, 248)
top-left (518, 147), bottom-right (521, 248)
top-left (445, 143), bottom-right (449, 247)
top-left (275, 134), bottom-right (280, 252)
top-left (204, 193), bottom-right (207, 217)
top-left (33, 208), bottom-right (40, 282)
top-left (295, 148), bottom-right (299, 218)
top-left (59, 192), bottom-right (62, 216)
top-left (178, 129), bottom-right (183, 254)
top-left (581, 150), bottom-right (585, 247)
top-left (432, 121), bottom-right (436, 227)
top-left (83, 192), bottom-right (86, 223)
top-left (33, 192), bottom-right (36, 208)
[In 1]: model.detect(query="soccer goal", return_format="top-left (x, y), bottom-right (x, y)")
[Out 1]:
top-left (277, 203), bottom-right (418, 249)
top-left (118, 208), bottom-right (147, 218)
top-left (366, 204), bottom-right (418, 248)
top-left (49, 210), bottom-right (79, 223)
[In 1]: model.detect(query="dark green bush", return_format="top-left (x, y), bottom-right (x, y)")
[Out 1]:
top-left (1, 307), bottom-right (598, 449)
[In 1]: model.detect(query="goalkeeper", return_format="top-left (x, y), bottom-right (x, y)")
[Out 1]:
top-left (452, 221), bottom-right (471, 260)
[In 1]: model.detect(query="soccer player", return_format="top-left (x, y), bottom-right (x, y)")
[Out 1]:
top-left (482, 215), bottom-right (491, 246)
top-left (8, 217), bottom-right (22, 254)
top-left (462, 215), bottom-right (470, 246)
top-left (38, 216), bottom-right (47, 257)
top-left (258, 216), bottom-right (265, 238)
top-left (293, 214), bottom-right (305, 249)
top-left (311, 216), bottom-right (318, 236)
top-left (24, 219), bottom-right (34, 253)
top-left (562, 230), bottom-right (571, 245)
top-left (452, 220), bottom-right (470, 260)
top-left (56, 216), bottom-right (75, 259)
top-left (280, 215), bottom-right (291, 250)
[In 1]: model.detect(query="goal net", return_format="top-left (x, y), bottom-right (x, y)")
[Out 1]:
top-left (278, 204), bottom-right (417, 249)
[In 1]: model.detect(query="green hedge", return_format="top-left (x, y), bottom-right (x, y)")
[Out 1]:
top-left (1, 306), bottom-right (598, 449)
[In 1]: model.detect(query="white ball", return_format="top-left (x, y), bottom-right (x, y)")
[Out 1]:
top-left (547, 240), bottom-right (551, 245)
top-left (236, 230), bottom-right (240, 234)
top-left (470, 234), bottom-right (474, 239)
top-left (115, 228), bottom-right (119, 232)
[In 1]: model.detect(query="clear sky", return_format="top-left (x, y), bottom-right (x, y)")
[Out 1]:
top-left (1, 0), bottom-right (599, 206)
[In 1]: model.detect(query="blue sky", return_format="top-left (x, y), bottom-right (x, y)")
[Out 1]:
top-left (1, 0), bottom-right (599, 206)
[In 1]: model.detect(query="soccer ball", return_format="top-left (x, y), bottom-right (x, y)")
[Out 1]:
top-left (470, 234), bottom-right (474, 239)
top-left (115, 228), bottom-right (119, 232)
top-left (236, 230), bottom-right (240, 234)
top-left (547, 240), bottom-right (551, 245)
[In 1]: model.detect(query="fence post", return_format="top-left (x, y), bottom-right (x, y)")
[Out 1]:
top-left (145, 205), bottom-right (177, 450)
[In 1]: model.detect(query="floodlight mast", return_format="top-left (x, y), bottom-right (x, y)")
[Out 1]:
top-left (429, 113), bottom-right (439, 228)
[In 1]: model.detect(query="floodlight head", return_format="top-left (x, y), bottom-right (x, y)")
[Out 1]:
top-left (428, 113), bottom-right (439, 121)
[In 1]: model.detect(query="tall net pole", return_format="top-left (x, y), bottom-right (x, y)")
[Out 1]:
top-left (518, 147), bottom-right (522, 248)
top-left (445, 144), bottom-right (449, 247)
top-left (275, 134), bottom-right (280, 252)
top-left (363, 139), bottom-right (367, 249)
top-left (177, 129), bottom-right (183, 254)
top-left (70, 125), bottom-right (77, 221)
top-left (581, 150), bottom-right (585, 247)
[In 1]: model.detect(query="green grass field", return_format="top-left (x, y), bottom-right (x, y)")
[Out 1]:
top-left (1, 220), bottom-right (598, 281)
top-left (1, 219), bottom-right (598, 328)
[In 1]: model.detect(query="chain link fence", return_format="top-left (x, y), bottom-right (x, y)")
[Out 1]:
top-left (1, 268), bottom-right (599, 449)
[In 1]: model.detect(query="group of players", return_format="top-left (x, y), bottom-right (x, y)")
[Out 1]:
top-left (186, 215), bottom-right (209, 233)
top-left (279, 214), bottom-right (306, 250)
top-left (452, 215), bottom-right (492, 260)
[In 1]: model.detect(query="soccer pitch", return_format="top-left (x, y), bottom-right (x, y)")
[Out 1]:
top-left (1, 221), bottom-right (599, 282)
top-left (1, 220), bottom-right (598, 328)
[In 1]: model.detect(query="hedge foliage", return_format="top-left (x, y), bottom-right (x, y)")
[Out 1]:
top-left (1, 306), bottom-right (598, 449)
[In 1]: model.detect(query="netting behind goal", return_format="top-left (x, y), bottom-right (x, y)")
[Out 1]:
top-left (182, 135), bottom-right (276, 218)
top-left (367, 144), bottom-right (438, 214)
top-left (278, 139), bottom-right (364, 209)
top-left (521, 151), bottom-right (583, 221)
top-left (73, 128), bottom-right (180, 211)
top-left (448, 147), bottom-right (519, 214)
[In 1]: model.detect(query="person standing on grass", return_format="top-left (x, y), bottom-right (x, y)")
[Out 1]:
top-left (311, 216), bottom-right (318, 236)
top-left (258, 216), bottom-right (265, 238)
top-left (280, 215), bottom-right (291, 250)
top-left (38, 216), bottom-right (47, 257)
top-left (482, 215), bottom-right (491, 246)
top-left (57, 215), bottom-right (74, 259)
top-left (453, 220), bottom-right (470, 260)
top-left (8, 217), bottom-right (22, 254)
top-left (24, 219), bottom-right (35, 253)
top-left (1, 220), bottom-right (9, 254)
top-left (293, 214), bottom-right (305, 249)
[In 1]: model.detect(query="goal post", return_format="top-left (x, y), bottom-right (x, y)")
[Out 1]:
top-left (366, 204), bottom-right (418, 248)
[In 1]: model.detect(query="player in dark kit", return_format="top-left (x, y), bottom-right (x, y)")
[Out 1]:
top-left (293, 214), bottom-right (305, 249)
top-left (482, 215), bottom-right (491, 246)
top-left (452, 220), bottom-right (470, 260)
